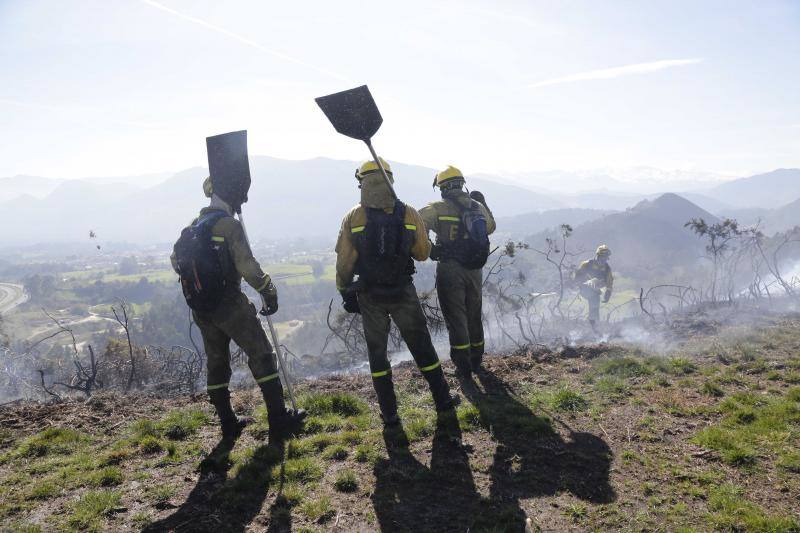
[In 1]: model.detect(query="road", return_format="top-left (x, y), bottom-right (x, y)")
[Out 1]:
top-left (0, 283), bottom-right (28, 314)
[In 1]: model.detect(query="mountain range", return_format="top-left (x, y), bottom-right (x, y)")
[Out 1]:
top-left (0, 161), bottom-right (798, 246)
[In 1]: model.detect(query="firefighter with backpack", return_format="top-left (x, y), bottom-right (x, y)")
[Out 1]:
top-left (420, 166), bottom-right (496, 377)
top-left (171, 176), bottom-right (305, 441)
top-left (335, 158), bottom-right (459, 426)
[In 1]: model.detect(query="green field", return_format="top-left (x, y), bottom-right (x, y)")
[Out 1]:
top-left (61, 263), bottom-right (335, 287)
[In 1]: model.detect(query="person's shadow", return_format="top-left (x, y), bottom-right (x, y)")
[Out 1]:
top-left (145, 433), bottom-right (286, 532)
top-left (372, 409), bottom-right (483, 532)
top-left (461, 370), bottom-right (617, 531)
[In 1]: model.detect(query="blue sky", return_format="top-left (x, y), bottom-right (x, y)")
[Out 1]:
top-left (0, 0), bottom-right (798, 180)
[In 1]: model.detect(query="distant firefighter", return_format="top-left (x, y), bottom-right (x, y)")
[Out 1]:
top-left (574, 245), bottom-right (614, 330)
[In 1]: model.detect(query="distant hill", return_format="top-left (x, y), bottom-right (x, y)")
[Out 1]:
top-left (761, 198), bottom-right (800, 234)
top-left (528, 193), bottom-right (719, 276)
top-left (498, 208), bottom-right (615, 238)
top-left (0, 157), bottom-right (561, 245)
top-left (704, 169), bottom-right (800, 209)
top-left (0, 175), bottom-right (63, 202)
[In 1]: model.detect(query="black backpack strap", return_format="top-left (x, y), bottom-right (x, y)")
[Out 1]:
top-left (196, 209), bottom-right (229, 229)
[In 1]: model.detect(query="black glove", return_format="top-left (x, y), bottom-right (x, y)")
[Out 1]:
top-left (341, 289), bottom-right (360, 314)
top-left (259, 280), bottom-right (279, 316)
top-left (429, 244), bottom-right (442, 261)
top-left (469, 190), bottom-right (488, 209)
top-left (603, 288), bottom-right (612, 303)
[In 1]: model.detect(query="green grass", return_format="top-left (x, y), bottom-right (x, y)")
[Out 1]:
top-left (700, 380), bottom-right (724, 397)
top-left (354, 444), bottom-right (381, 465)
top-left (322, 444), bottom-right (348, 461)
top-left (275, 483), bottom-right (305, 507)
top-left (593, 357), bottom-right (651, 378)
top-left (139, 436), bottom-right (164, 454)
top-left (564, 503), bottom-right (588, 522)
top-left (693, 388), bottom-right (800, 467)
top-left (304, 414), bottom-right (345, 433)
top-left (707, 484), bottom-right (800, 532)
top-left (6, 428), bottom-right (88, 460)
top-left (67, 490), bottom-right (121, 531)
top-left (88, 466), bottom-right (124, 487)
top-left (334, 469), bottom-right (359, 493)
top-left (550, 387), bottom-right (589, 412)
top-left (400, 407), bottom-right (436, 442)
top-left (274, 457), bottom-right (324, 484)
top-left (145, 484), bottom-right (177, 504)
top-left (157, 408), bottom-right (210, 440)
top-left (300, 495), bottom-right (335, 523)
top-left (26, 481), bottom-right (59, 501)
top-left (299, 392), bottom-right (369, 417)
top-left (456, 403), bottom-right (484, 431)
top-left (593, 376), bottom-right (630, 398)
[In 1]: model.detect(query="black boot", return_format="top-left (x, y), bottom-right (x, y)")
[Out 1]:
top-left (450, 348), bottom-right (472, 378)
top-left (372, 375), bottom-right (400, 427)
top-left (209, 388), bottom-right (247, 440)
top-left (423, 365), bottom-right (460, 412)
top-left (470, 345), bottom-right (484, 373)
top-left (259, 379), bottom-right (306, 438)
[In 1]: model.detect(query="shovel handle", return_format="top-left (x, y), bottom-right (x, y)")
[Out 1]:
top-left (238, 212), bottom-right (297, 411)
top-left (364, 139), bottom-right (397, 200)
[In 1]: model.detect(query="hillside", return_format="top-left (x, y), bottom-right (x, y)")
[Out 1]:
top-left (498, 208), bottom-right (616, 238)
top-left (530, 193), bottom-right (719, 275)
top-left (2, 313), bottom-right (799, 532)
top-left (0, 158), bottom-right (559, 245)
top-left (705, 169), bottom-right (800, 209)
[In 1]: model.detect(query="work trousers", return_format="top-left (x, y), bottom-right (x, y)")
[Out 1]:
top-left (436, 261), bottom-right (485, 369)
top-left (193, 291), bottom-right (281, 392)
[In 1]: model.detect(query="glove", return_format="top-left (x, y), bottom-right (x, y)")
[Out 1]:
top-left (429, 244), bottom-right (442, 261)
top-left (469, 190), bottom-right (488, 209)
top-left (602, 288), bottom-right (612, 303)
top-left (341, 289), bottom-right (360, 314)
top-left (259, 280), bottom-right (279, 316)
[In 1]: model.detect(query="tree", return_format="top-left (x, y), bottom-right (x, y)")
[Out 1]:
top-left (118, 256), bottom-right (140, 276)
top-left (531, 224), bottom-right (579, 316)
top-left (685, 218), bottom-right (742, 303)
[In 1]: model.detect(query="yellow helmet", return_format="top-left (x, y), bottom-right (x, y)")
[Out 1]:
top-left (596, 244), bottom-right (611, 257)
top-left (202, 176), bottom-right (213, 198)
top-left (433, 165), bottom-right (464, 188)
top-left (355, 157), bottom-right (392, 181)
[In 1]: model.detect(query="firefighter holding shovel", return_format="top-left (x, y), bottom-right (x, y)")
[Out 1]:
top-left (318, 86), bottom-right (459, 426)
top-left (172, 132), bottom-right (305, 441)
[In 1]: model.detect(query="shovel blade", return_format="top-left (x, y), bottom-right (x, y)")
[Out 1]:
top-left (315, 85), bottom-right (383, 141)
top-left (206, 130), bottom-right (251, 206)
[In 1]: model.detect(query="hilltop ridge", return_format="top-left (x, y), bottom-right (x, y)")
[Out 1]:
top-left (2, 311), bottom-right (799, 532)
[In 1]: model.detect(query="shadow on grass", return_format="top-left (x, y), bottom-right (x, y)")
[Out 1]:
top-left (463, 370), bottom-right (617, 530)
top-left (372, 410), bottom-right (482, 532)
top-left (144, 433), bottom-right (285, 532)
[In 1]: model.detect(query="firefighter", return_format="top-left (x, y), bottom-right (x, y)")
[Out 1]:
top-left (420, 166), bottom-right (496, 375)
top-left (574, 244), bottom-right (614, 331)
top-left (335, 158), bottom-right (458, 426)
top-left (172, 176), bottom-right (305, 440)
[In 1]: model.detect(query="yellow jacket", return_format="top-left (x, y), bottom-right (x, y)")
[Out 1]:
top-left (574, 259), bottom-right (613, 290)
top-left (335, 174), bottom-right (431, 290)
top-left (171, 207), bottom-right (272, 293)
top-left (419, 190), bottom-right (496, 246)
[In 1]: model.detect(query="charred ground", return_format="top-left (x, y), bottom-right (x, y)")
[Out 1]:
top-left (1, 312), bottom-right (799, 532)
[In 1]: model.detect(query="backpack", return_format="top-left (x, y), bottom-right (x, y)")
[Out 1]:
top-left (450, 199), bottom-right (490, 269)
top-left (354, 201), bottom-right (415, 295)
top-left (173, 210), bottom-right (230, 313)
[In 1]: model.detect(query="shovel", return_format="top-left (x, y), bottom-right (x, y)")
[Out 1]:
top-left (205, 130), bottom-right (297, 411)
top-left (315, 85), bottom-right (396, 199)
